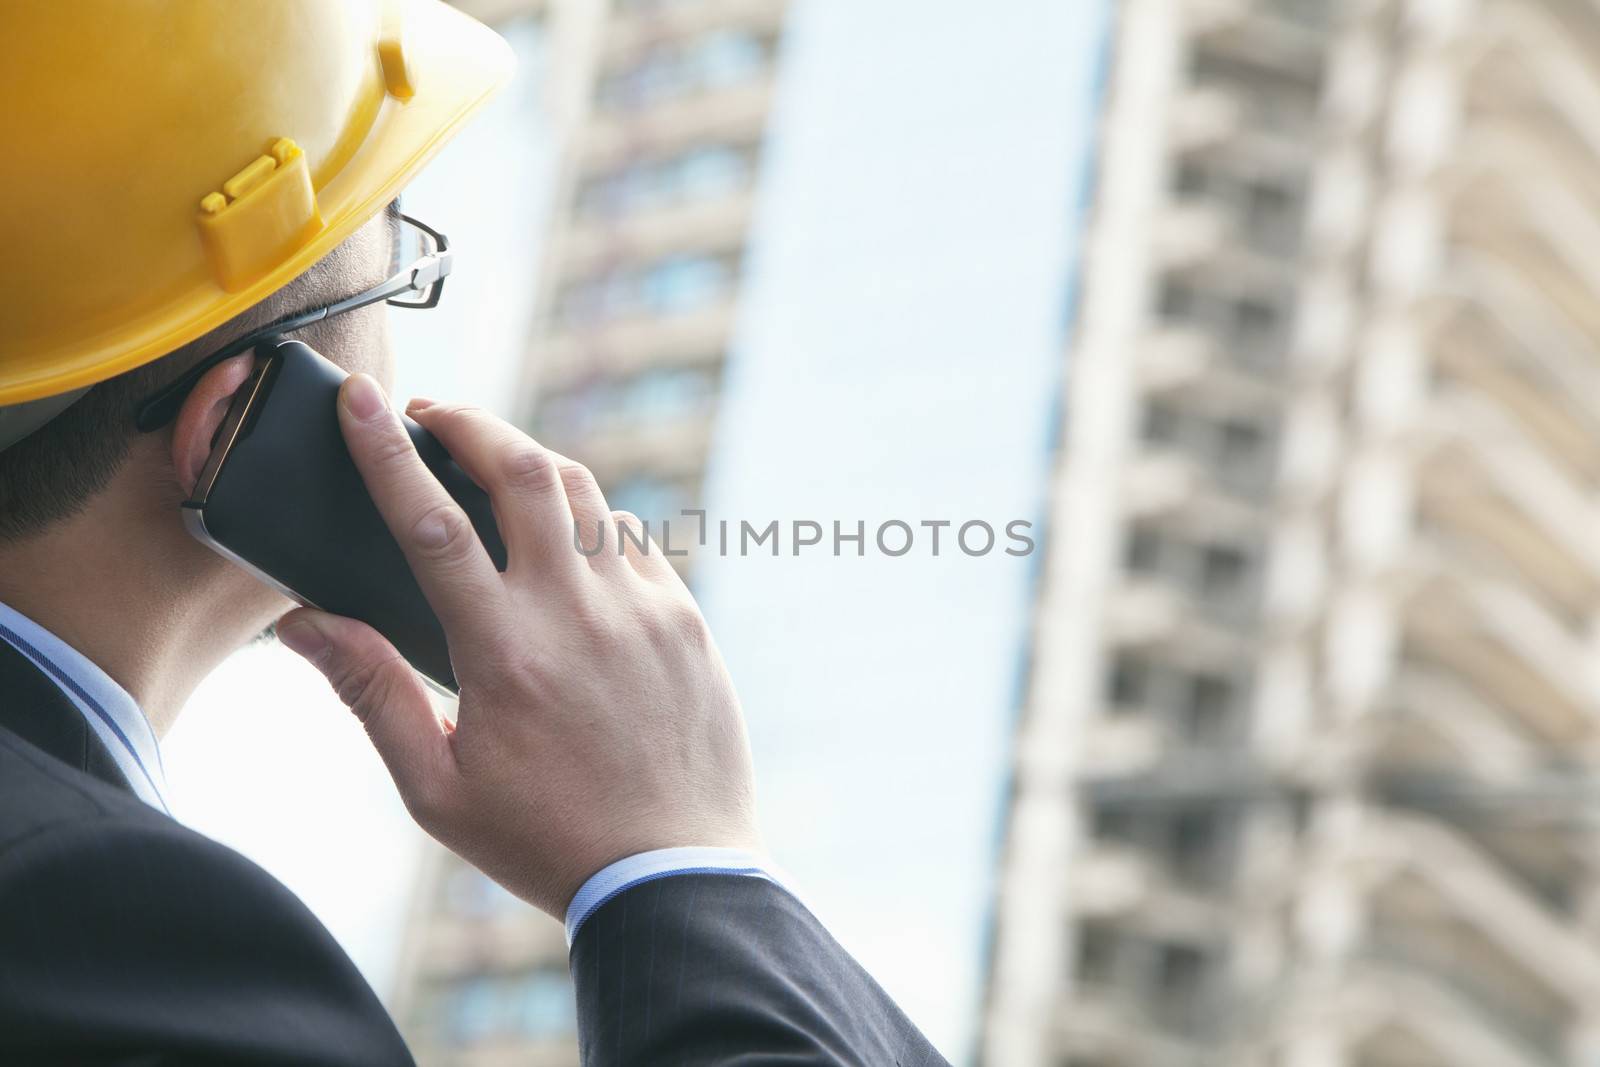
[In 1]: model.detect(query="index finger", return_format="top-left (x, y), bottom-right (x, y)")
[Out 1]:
top-left (338, 373), bottom-right (507, 650)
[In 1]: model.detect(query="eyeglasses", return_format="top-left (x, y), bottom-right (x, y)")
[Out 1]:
top-left (134, 213), bottom-right (451, 432)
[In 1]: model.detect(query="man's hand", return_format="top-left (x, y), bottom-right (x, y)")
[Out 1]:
top-left (274, 374), bottom-right (761, 918)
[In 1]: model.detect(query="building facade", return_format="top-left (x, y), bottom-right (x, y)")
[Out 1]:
top-left (984, 1), bottom-right (1600, 1065)
top-left (515, 0), bottom-right (790, 561)
top-left (390, 1), bottom-right (790, 1063)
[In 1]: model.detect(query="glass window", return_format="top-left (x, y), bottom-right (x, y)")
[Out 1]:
top-left (1169, 809), bottom-right (1221, 884)
top-left (627, 366), bottom-right (717, 419)
top-left (1174, 161), bottom-right (1208, 196)
top-left (1158, 279), bottom-right (1195, 320)
top-left (645, 254), bottom-right (733, 313)
top-left (1190, 51), bottom-right (1318, 123)
top-left (1245, 180), bottom-right (1294, 229)
top-left (678, 144), bottom-right (751, 199)
top-left (1124, 527), bottom-right (1160, 572)
top-left (697, 29), bottom-right (768, 88)
top-left (595, 29), bottom-right (772, 113)
top-left (1185, 673), bottom-right (1233, 740)
top-left (1199, 544), bottom-right (1249, 595)
top-left (440, 863), bottom-right (526, 919)
top-left (1156, 943), bottom-right (1208, 998)
top-left (559, 253), bottom-right (737, 326)
top-left (606, 475), bottom-right (692, 524)
top-left (1218, 418), bottom-right (1264, 465)
top-left (445, 977), bottom-right (501, 1044)
top-left (539, 366), bottom-right (719, 438)
top-left (578, 143), bottom-right (754, 218)
top-left (513, 971), bottom-right (578, 1039)
top-left (427, 968), bottom-right (576, 1046)
top-left (1107, 654), bottom-right (1149, 708)
top-left (1244, 179), bottom-right (1300, 254)
top-left (1233, 298), bottom-right (1278, 339)
top-left (1143, 401), bottom-right (1180, 443)
top-left (1269, 0), bottom-right (1332, 28)
top-left (1075, 922), bottom-right (1118, 985)
top-left (1090, 802), bottom-right (1136, 842)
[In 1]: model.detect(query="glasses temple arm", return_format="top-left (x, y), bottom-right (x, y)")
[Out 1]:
top-left (134, 216), bottom-right (448, 433)
top-left (132, 305), bottom-right (333, 432)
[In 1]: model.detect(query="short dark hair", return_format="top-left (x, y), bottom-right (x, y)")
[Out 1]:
top-left (0, 203), bottom-right (400, 542)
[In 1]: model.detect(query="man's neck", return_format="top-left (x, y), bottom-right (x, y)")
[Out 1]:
top-left (0, 485), bottom-right (278, 736)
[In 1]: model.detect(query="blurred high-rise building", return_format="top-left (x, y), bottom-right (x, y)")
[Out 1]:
top-left (985, 1), bottom-right (1600, 1065)
top-left (390, 0), bottom-right (789, 1063)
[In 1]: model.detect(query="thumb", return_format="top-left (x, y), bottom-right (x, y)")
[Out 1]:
top-left (275, 608), bottom-right (459, 827)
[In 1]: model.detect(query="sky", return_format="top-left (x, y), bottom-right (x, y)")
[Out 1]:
top-left (695, 0), bottom-right (1108, 1058)
top-left (162, 2), bottom-right (1109, 1062)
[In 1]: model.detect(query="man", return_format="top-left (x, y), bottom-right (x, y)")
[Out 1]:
top-left (0, 3), bottom-right (946, 1065)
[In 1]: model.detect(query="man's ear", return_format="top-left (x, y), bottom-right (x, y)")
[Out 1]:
top-left (170, 354), bottom-right (255, 497)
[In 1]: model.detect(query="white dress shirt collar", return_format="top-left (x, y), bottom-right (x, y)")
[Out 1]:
top-left (0, 599), bottom-right (170, 814)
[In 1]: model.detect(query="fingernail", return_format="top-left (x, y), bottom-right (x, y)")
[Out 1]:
top-left (407, 396), bottom-right (437, 413)
top-left (342, 374), bottom-right (387, 422)
top-left (277, 620), bottom-right (329, 664)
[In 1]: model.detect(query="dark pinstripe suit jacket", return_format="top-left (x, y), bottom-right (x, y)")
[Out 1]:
top-left (571, 872), bottom-right (948, 1065)
top-left (0, 638), bottom-right (948, 1065)
top-left (0, 637), bottom-right (415, 1066)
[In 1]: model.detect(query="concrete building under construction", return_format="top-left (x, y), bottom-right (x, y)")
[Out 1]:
top-left (388, 1), bottom-right (789, 1064)
top-left (985, 0), bottom-right (1600, 1064)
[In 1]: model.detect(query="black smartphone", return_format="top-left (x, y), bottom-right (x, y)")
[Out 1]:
top-left (182, 338), bottom-right (508, 693)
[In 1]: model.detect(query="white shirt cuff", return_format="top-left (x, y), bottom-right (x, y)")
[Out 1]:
top-left (564, 846), bottom-right (789, 945)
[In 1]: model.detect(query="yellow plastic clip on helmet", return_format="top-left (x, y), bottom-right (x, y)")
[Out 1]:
top-left (0, 0), bottom-right (514, 443)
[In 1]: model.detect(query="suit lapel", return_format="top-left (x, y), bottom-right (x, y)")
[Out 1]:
top-left (0, 636), bottom-right (134, 795)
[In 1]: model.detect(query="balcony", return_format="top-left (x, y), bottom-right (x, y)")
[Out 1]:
top-left (1160, 197), bottom-right (1303, 276)
top-left (1460, 4), bottom-right (1600, 191)
top-left (1350, 817), bottom-right (1600, 1064)
top-left (408, 914), bottom-right (568, 980)
top-left (1400, 571), bottom-right (1599, 745)
top-left (1106, 576), bottom-right (1259, 667)
top-left (1375, 769), bottom-right (1593, 918)
top-left (1050, 986), bottom-right (1205, 1065)
top-left (1080, 715), bottom-right (1167, 779)
top-left (1062, 923), bottom-right (1236, 1046)
top-left (1150, 275), bottom-right (1294, 381)
top-left (535, 299), bottom-right (737, 389)
top-left (601, 0), bottom-right (788, 58)
top-left (1448, 158), bottom-right (1600, 370)
top-left (539, 410), bottom-right (713, 488)
top-left (582, 78), bottom-right (777, 165)
top-left (1434, 255), bottom-right (1600, 485)
top-left (1361, 813), bottom-right (1600, 1004)
top-left (1081, 701), bottom-right (1252, 780)
top-left (1123, 440), bottom-right (1276, 517)
top-left (1185, 0), bottom-right (1331, 79)
top-left (1463, 118), bottom-right (1600, 223)
top-left (1139, 325), bottom-right (1290, 401)
top-left (1414, 393), bottom-right (1600, 624)
top-left (1168, 85), bottom-right (1312, 172)
top-left (558, 189), bottom-right (755, 280)
top-left (450, 0), bottom-right (549, 22)
top-left (1173, 44), bottom-right (1320, 164)
top-left (1338, 955), bottom-right (1562, 1067)
top-left (1152, 201), bottom-right (1231, 269)
top-left (1376, 669), bottom-right (1546, 784)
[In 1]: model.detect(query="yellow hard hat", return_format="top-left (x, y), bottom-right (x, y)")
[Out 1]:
top-left (0, 0), bottom-right (513, 408)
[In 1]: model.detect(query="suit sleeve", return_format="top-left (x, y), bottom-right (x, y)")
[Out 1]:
top-left (569, 873), bottom-right (949, 1067)
top-left (0, 813), bottom-right (414, 1067)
